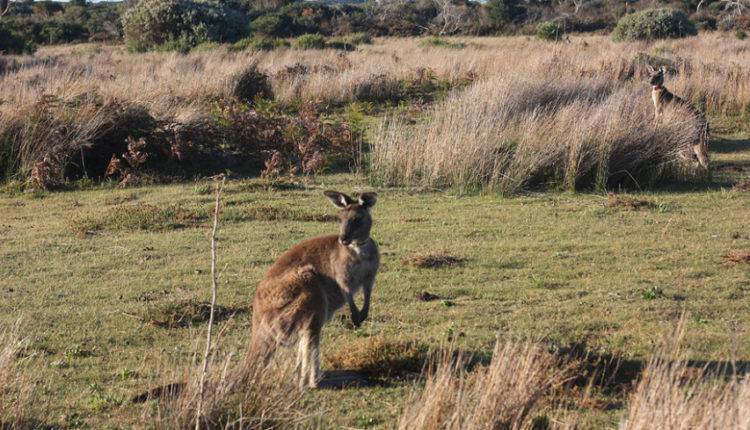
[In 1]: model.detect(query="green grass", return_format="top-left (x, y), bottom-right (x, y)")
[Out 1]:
top-left (1, 135), bottom-right (750, 427)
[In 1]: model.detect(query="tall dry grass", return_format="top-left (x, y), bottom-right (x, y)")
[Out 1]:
top-left (1, 34), bottom-right (748, 187)
top-left (371, 77), bottom-right (704, 193)
top-left (0, 321), bottom-right (36, 430)
top-left (620, 322), bottom-right (750, 430)
top-left (147, 352), bottom-right (312, 429)
top-left (398, 339), bottom-right (569, 430)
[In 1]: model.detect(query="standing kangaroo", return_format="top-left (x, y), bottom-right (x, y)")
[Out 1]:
top-left (247, 191), bottom-right (379, 388)
top-left (647, 65), bottom-right (710, 170)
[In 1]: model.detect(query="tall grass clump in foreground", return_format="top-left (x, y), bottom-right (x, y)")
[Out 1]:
top-left (620, 322), bottom-right (750, 430)
top-left (398, 340), bottom-right (568, 429)
top-left (371, 76), bottom-right (704, 194)
top-left (148, 354), bottom-right (312, 429)
top-left (0, 321), bottom-right (36, 429)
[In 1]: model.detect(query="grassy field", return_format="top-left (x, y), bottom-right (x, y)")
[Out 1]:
top-left (1, 130), bottom-right (749, 427)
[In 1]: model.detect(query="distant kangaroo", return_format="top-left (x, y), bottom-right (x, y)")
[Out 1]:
top-left (647, 65), bottom-right (710, 170)
top-left (247, 190), bottom-right (379, 388)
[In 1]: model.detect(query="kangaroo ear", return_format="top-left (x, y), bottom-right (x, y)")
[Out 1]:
top-left (324, 190), bottom-right (353, 209)
top-left (358, 192), bottom-right (377, 208)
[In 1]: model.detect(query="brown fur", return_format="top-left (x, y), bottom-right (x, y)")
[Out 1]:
top-left (247, 190), bottom-right (379, 388)
top-left (647, 65), bottom-right (710, 170)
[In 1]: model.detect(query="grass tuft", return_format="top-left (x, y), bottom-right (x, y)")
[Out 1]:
top-left (721, 250), bottom-right (750, 265)
top-left (605, 194), bottom-right (656, 211)
top-left (325, 336), bottom-right (427, 379)
top-left (402, 253), bottom-right (465, 269)
top-left (140, 300), bottom-right (245, 329)
top-left (731, 178), bottom-right (750, 192)
top-left (70, 203), bottom-right (208, 234)
top-left (224, 204), bottom-right (337, 223)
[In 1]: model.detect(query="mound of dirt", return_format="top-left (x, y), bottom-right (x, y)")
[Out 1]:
top-left (402, 253), bottom-right (465, 268)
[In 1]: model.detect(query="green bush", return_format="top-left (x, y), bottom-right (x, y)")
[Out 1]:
top-left (41, 19), bottom-right (88, 44)
top-left (0, 23), bottom-right (36, 54)
top-left (612, 8), bottom-right (697, 42)
top-left (250, 14), bottom-right (288, 37)
top-left (294, 33), bottom-right (326, 49)
top-left (230, 36), bottom-right (290, 51)
top-left (122, 0), bottom-right (248, 52)
top-left (536, 20), bottom-right (563, 41)
top-left (420, 37), bottom-right (466, 49)
top-left (347, 32), bottom-right (372, 45)
top-left (736, 30), bottom-right (747, 40)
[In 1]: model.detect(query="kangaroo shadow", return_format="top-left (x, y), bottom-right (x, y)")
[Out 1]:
top-left (711, 136), bottom-right (750, 154)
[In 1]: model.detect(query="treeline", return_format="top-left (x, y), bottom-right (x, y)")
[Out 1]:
top-left (1, 0), bottom-right (749, 54)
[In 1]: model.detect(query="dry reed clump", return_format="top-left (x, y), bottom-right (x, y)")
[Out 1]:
top-left (0, 321), bottom-right (37, 429)
top-left (147, 353), bottom-right (314, 429)
top-left (397, 339), bottom-right (569, 430)
top-left (324, 336), bottom-right (427, 379)
top-left (721, 250), bottom-right (750, 265)
top-left (620, 322), bottom-right (750, 430)
top-left (371, 74), bottom-right (704, 194)
top-left (402, 253), bottom-right (465, 269)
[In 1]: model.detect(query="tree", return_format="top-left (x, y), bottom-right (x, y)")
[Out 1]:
top-left (432, 0), bottom-right (472, 35)
top-left (485, 0), bottom-right (524, 26)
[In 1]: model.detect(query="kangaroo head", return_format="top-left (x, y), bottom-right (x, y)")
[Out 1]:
top-left (324, 190), bottom-right (377, 246)
top-left (647, 65), bottom-right (666, 87)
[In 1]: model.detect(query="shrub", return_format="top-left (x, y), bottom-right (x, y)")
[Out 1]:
top-left (294, 33), bottom-right (327, 49)
top-left (41, 19), bottom-right (89, 44)
top-left (736, 30), bottom-right (747, 40)
top-left (420, 37), bottom-right (466, 48)
top-left (0, 23), bottom-right (35, 54)
top-left (232, 65), bottom-right (273, 103)
top-left (230, 36), bottom-right (290, 51)
top-left (250, 14), bottom-right (288, 37)
top-left (612, 8), bottom-right (697, 42)
top-left (122, 0), bottom-right (248, 52)
top-left (485, 0), bottom-right (525, 28)
top-left (536, 20), bottom-right (564, 41)
top-left (347, 32), bottom-right (372, 45)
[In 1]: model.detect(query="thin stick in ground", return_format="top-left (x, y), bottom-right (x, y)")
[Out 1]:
top-left (195, 174), bottom-right (225, 430)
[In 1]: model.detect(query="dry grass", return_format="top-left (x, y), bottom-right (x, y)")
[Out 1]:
top-left (147, 353), bottom-right (313, 429)
top-left (140, 300), bottom-right (245, 329)
top-left (371, 78), bottom-right (704, 193)
top-left (0, 321), bottom-right (36, 429)
top-left (325, 336), bottom-right (427, 379)
top-left (721, 250), bottom-right (750, 265)
top-left (620, 322), bottom-right (750, 430)
top-left (1, 35), bottom-right (748, 190)
top-left (402, 253), bottom-right (465, 268)
top-left (69, 203), bottom-right (208, 234)
top-left (605, 194), bottom-right (656, 211)
top-left (731, 178), bottom-right (750, 192)
top-left (397, 339), bottom-right (569, 430)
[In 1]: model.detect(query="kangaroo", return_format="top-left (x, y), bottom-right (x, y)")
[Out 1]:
top-left (247, 190), bottom-right (379, 388)
top-left (647, 65), bottom-right (710, 170)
